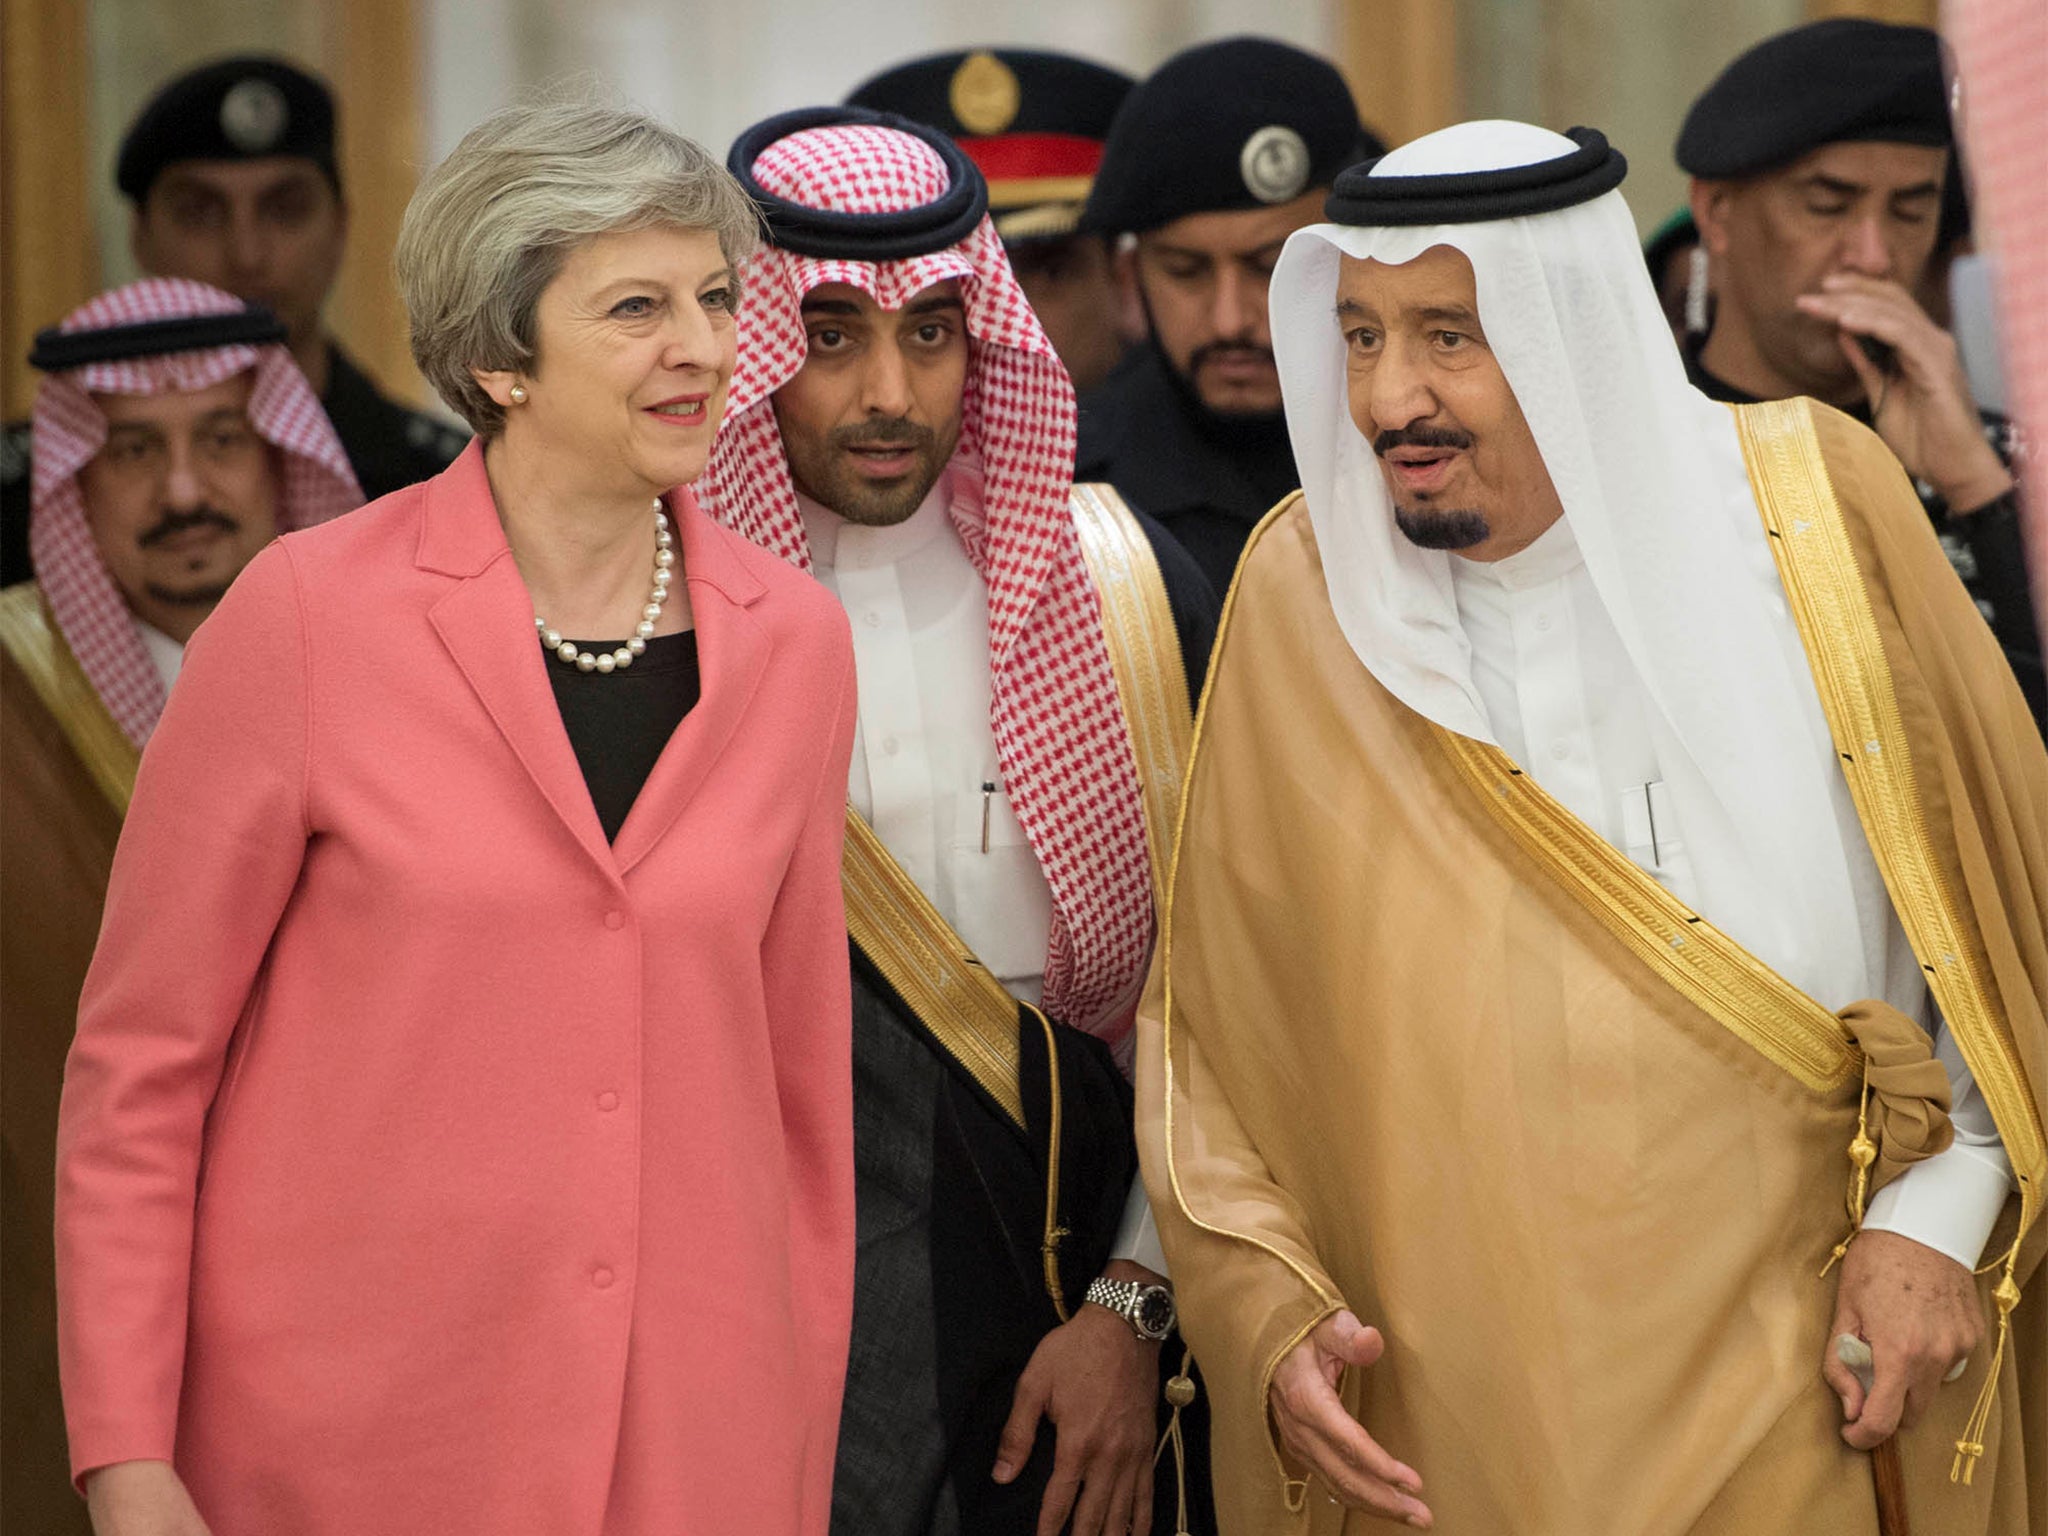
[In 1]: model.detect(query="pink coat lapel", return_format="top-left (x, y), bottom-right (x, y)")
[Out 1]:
top-left (417, 444), bottom-right (768, 878)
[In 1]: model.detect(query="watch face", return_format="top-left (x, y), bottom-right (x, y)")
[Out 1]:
top-left (1136, 1289), bottom-right (1176, 1337)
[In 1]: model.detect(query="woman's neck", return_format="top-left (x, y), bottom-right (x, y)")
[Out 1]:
top-left (483, 431), bottom-right (691, 639)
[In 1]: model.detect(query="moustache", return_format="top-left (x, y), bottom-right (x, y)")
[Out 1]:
top-left (1189, 341), bottom-right (1275, 374)
top-left (1372, 425), bottom-right (1474, 456)
top-left (831, 419), bottom-right (936, 452)
top-left (138, 509), bottom-right (240, 549)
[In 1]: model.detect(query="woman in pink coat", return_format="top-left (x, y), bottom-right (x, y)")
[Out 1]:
top-left (57, 101), bottom-right (857, 1536)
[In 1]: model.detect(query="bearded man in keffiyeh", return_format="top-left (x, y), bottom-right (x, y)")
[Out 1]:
top-left (700, 106), bottom-right (1218, 1536)
top-left (0, 276), bottom-right (357, 1531)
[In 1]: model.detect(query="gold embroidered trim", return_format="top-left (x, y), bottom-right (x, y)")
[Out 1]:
top-left (1434, 727), bottom-right (1857, 1091)
top-left (0, 584), bottom-right (140, 815)
top-left (842, 809), bottom-right (1024, 1127)
top-left (842, 815), bottom-right (1075, 1312)
top-left (1735, 397), bottom-right (2043, 1233)
top-left (1070, 483), bottom-right (1194, 911)
top-left (1156, 493), bottom-right (1342, 1328)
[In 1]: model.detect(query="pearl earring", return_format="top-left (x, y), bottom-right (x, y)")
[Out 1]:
top-left (509, 383), bottom-right (529, 405)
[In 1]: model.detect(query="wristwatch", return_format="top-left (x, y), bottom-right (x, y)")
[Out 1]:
top-left (1084, 1275), bottom-right (1176, 1341)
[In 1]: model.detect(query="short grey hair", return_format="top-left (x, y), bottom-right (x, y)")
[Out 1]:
top-left (396, 98), bottom-right (760, 437)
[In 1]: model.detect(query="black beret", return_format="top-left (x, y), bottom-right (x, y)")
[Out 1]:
top-left (117, 55), bottom-right (339, 204)
top-left (727, 106), bottom-right (990, 262)
top-left (848, 49), bottom-right (1133, 244)
top-left (1081, 36), bottom-right (1382, 234)
top-left (1676, 19), bottom-right (1949, 180)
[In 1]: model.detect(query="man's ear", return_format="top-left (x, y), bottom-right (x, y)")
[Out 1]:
top-left (1689, 177), bottom-right (1736, 258)
top-left (128, 205), bottom-right (150, 271)
top-left (1112, 236), bottom-right (1146, 344)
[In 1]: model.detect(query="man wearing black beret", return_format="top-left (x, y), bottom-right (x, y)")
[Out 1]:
top-left (848, 49), bottom-right (1137, 395)
top-left (0, 55), bottom-right (465, 588)
top-left (1074, 37), bottom-right (1382, 594)
top-left (1679, 19), bottom-right (2042, 729)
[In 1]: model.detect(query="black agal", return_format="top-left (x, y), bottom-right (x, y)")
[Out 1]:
top-left (1324, 127), bottom-right (1628, 227)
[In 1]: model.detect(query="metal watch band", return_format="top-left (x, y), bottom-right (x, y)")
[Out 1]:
top-left (1083, 1275), bottom-right (1175, 1340)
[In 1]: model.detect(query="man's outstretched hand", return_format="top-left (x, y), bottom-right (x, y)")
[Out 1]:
top-left (1269, 1309), bottom-right (1432, 1528)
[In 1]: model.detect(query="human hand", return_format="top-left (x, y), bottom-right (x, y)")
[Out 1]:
top-left (1822, 1229), bottom-right (1985, 1450)
top-left (84, 1460), bottom-right (213, 1536)
top-left (1793, 274), bottom-right (2013, 512)
top-left (993, 1263), bottom-right (1165, 1536)
top-left (1269, 1309), bottom-right (1432, 1528)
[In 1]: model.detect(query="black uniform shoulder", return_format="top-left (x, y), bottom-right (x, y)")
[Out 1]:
top-left (1, 420), bottom-right (31, 589)
top-left (322, 346), bottom-right (468, 503)
top-left (1074, 346), bottom-right (1169, 480)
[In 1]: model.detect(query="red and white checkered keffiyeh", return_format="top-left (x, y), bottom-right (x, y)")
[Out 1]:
top-left (700, 122), bottom-right (1152, 1044)
top-left (29, 278), bottom-right (360, 748)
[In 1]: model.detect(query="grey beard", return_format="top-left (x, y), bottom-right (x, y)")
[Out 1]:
top-left (1394, 506), bottom-right (1490, 551)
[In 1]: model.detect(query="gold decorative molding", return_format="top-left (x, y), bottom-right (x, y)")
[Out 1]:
top-left (0, 0), bottom-right (97, 419)
top-left (1335, 0), bottom-right (1461, 150)
top-left (326, 0), bottom-right (432, 409)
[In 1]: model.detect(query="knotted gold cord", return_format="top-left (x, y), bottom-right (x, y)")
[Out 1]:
top-left (1821, 1052), bottom-right (1880, 1281)
top-left (1953, 1236), bottom-right (2024, 1485)
top-left (1152, 1349), bottom-right (1198, 1535)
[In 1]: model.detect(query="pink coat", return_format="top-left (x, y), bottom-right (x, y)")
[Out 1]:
top-left (56, 443), bottom-right (857, 1534)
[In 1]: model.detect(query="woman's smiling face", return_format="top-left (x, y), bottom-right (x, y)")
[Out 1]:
top-left (509, 224), bottom-right (739, 497)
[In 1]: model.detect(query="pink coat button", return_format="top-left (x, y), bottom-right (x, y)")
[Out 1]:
top-left (597, 1091), bottom-right (620, 1112)
top-left (592, 1267), bottom-right (614, 1289)
top-left (603, 910), bottom-right (625, 930)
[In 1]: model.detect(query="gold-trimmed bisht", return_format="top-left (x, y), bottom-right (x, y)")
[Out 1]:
top-left (1734, 397), bottom-right (2041, 1487)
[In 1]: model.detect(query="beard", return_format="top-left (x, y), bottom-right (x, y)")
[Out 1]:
top-left (1373, 423), bottom-right (1489, 550)
top-left (1392, 505), bottom-right (1491, 550)
top-left (143, 577), bottom-right (237, 607)
top-left (786, 415), bottom-right (958, 528)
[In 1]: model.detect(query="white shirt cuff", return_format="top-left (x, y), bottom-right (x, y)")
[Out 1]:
top-left (1109, 1175), bottom-right (1169, 1279)
top-left (1862, 1139), bottom-right (2014, 1270)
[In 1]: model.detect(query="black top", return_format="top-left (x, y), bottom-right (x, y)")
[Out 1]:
top-left (0, 422), bottom-right (29, 590)
top-left (1685, 344), bottom-right (2044, 732)
top-left (548, 629), bottom-right (701, 842)
top-left (323, 346), bottom-right (467, 504)
top-left (1076, 345), bottom-right (1299, 596)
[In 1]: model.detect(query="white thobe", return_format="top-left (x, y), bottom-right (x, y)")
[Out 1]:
top-left (799, 477), bottom-right (1167, 1276)
top-left (1450, 518), bottom-right (2013, 1270)
top-left (135, 618), bottom-right (183, 694)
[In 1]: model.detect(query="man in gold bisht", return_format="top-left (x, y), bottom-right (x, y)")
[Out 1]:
top-left (1137, 121), bottom-right (2046, 1534)
top-left (0, 278), bottom-right (357, 1532)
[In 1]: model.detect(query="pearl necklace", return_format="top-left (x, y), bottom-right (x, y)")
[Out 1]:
top-left (533, 501), bottom-right (674, 673)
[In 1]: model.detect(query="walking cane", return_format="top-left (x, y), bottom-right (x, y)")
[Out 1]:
top-left (1837, 1333), bottom-right (1937, 1536)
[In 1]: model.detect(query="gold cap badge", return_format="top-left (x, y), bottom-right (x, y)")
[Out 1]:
top-left (951, 51), bottom-right (1021, 137)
